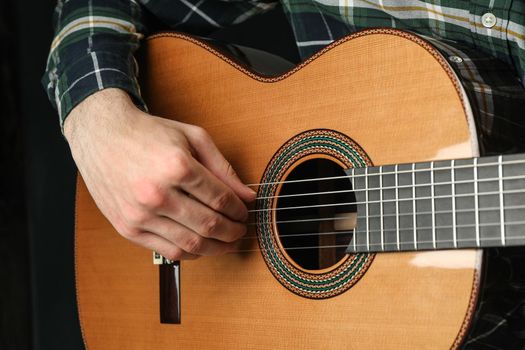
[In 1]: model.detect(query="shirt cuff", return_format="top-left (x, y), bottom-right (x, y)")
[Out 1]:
top-left (51, 51), bottom-right (147, 130)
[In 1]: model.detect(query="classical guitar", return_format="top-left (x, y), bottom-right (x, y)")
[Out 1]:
top-left (75, 29), bottom-right (525, 349)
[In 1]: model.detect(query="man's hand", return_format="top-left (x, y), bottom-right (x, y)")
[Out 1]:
top-left (64, 88), bottom-right (256, 260)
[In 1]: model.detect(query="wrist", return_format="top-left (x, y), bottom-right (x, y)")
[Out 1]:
top-left (63, 88), bottom-right (138, 144)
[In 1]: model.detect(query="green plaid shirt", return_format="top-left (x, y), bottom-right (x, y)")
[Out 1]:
top-left (43, 0), bottom-right (525, 127)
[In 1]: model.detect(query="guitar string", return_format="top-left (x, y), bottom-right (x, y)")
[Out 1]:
top-left (240, 217), bottom-right (525, 245)
top-left (245, 158), bottom-right (525, 187)
top-left (253, 174), bottom-right (525, 201)
top-left (246, 200), bottom-right (525, 227)
top-left (239, 204), bottom-right (525, 240)
top-left (242, 229), bottom-right (355, 240)
top-left (233, 228), bottom-right (525, 254)
top-left (250, 204), bottom-right (525, 226)
top-left (229, 221), bottom-right (525, 254)
top-left (167, 159), bottom-right (525, 257)
top-left (246, 188), bottom-right (525, 215)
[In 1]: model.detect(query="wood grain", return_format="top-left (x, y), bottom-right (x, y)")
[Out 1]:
top-left (76, 30), bottom-right (480, 349)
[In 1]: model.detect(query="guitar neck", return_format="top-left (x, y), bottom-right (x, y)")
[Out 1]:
top-left (347, 153), bottom-right (525, 253)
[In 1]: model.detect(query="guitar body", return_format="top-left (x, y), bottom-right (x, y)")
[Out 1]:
top-left (75, 29), bottom-right (525, 349)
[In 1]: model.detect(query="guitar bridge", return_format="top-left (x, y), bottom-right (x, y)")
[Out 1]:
top-left (153, 251), bottom-right (175, 265)
top-left (154, 252), bottom-right (181, 324)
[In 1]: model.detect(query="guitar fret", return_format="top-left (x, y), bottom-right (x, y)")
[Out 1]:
top-left (452, 158), bottom-right (476, 248)
top-left (365, 167), bottom-right (370, 252)
top-left (412, 163), bottom-right (417, 250)
top-left (352, 228), bottom-right (356, 252)
top-left (352, 167), bottom-right (357, 253)
top-left (433, 160), bottom-right (454, 249)
top-left (451, 160), bottom-right (457, 248)
top-left (474, 158), bottom-right (480, 247)
top-left (431, 161), bottom-right (436, 249)
top-left (395, 164), bottom-right (400, 251)
top-left (379, 166), bottom-right (384, 251)
top-left (478, 156), bottom-right (505, 247)
top-left (498, 155), bottom-right (506, 246)
top-left (379, 165), bottom-right (397, 252)
top-left (500, 154), bottom-right (525, 246)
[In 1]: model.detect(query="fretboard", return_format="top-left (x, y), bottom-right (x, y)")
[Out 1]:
top-left (345, 153), bottom-right (525, 253)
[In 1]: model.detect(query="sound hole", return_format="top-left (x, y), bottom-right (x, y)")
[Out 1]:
top-left (276, 158), bottom-right (356, 271)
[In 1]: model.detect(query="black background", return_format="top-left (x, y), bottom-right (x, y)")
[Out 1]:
top-left (0, 2), bottom-right (297, 349)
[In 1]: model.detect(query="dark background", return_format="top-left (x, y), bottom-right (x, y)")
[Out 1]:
top-left (0, 2), bottom-right (297, 349)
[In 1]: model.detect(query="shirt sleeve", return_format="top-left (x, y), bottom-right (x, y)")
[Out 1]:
top-left (42, 0), bottom-right (277, 129)
top-left (42, 0), bottom-right (147, 129)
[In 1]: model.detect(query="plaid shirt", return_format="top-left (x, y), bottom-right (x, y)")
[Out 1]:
top-left (43, 0), bottom-right (525, 128)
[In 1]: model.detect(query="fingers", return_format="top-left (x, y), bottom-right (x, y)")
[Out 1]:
top-left (130, 230), bottom-right (199, 261)
top-left (121, 205), bottom-right (240, 259)
top-left (178, 160), bottom-right (250, 222)
top-left (72, 100), bottom-right (254, 262)
top-left (145, 216), bottom-right (237, 256)
top-left (118, 192), bottom-right (242, 260)
top-left (159, 189), bottom-right (247, 243)
top-left (181, 124), bottom-right (257, 203)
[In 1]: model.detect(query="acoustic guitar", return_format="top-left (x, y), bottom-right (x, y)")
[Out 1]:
top-left (75, 29), bottom-right (525, 349)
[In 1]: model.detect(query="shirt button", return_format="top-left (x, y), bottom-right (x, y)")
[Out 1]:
top-left (449, 55), bottom-right (463, 63)
top-left (481, 12), bottom-right (497, 28)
